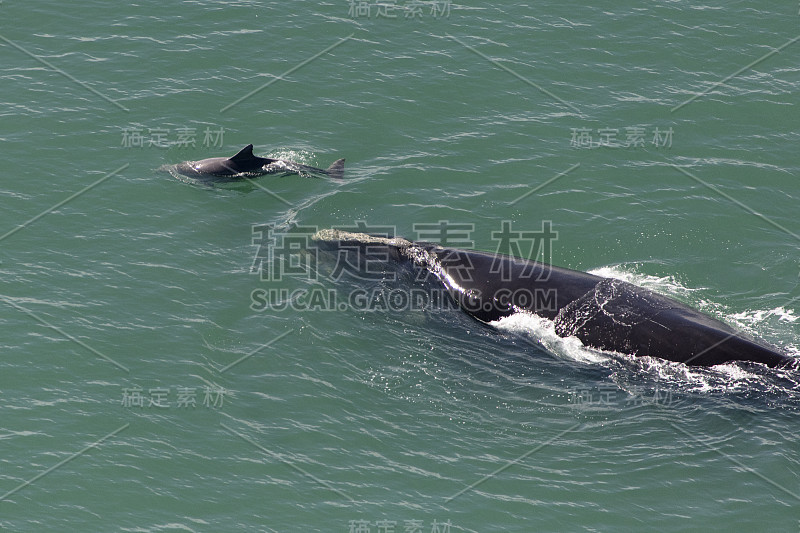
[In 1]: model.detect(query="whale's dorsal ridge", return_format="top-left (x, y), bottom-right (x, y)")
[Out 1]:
top-left (229, 144), bottom-right (256, 162)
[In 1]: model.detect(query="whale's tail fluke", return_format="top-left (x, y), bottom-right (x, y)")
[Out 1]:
top-left (326, 158), bottom-right (346, 179)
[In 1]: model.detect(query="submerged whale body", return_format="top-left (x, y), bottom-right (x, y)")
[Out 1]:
top-left (175, 144), bottom-right (345, 180)
top-left (313, 229), bottom-right (797, 369)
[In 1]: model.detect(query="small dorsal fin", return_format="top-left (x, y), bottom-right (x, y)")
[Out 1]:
top-left (229, 144), bottom-right (255, 162)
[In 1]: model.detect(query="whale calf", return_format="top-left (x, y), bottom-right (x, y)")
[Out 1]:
top-left (175, 144), bottom-right (345, 180)
top-left (312, 229), bottom-right (797, 369)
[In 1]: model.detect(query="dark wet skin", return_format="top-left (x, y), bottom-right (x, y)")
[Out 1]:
top-left (175, 144), bottom-right (345, 180)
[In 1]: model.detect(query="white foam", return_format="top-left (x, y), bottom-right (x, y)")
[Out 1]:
top-left (490, 266), bottom-right (798, 388)
top-left (589, 265), bottom-right (798, 342)
top-left (490, 311), bottom-right (610, 365)
top-left (731, 307), bottom-right (798, 324)
top-left (588, 265), bottom-right (701, 301)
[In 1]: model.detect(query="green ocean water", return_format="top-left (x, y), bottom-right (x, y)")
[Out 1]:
top-left (1, 1), bottom-right (800, 531)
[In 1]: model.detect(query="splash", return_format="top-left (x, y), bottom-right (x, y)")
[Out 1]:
top-left (491, 311), bottom-right (610, 365)
top-left (490, 266), bottom-right (800, 402)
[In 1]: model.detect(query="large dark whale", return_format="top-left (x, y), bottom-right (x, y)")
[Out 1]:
top-left (313, 229), bottom-right (797, 369)
top-left (175, 144), bottom-right (345, 180)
